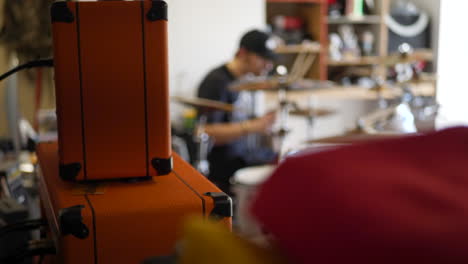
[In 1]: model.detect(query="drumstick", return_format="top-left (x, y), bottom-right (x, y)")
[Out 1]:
top-left (296, 53), bottom-right (317, 81)
top-left (289, 52), bottom-right (315, 84)
top-left (288, 50), bottom-right (308, 84)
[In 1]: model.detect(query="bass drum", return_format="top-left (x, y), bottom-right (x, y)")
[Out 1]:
top-left (232, 165), bottom-right (276, 237)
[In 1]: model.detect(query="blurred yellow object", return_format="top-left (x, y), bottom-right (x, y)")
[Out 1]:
top-left (183, 108), bottom-right (197, 131)
top-left (180, 217), bottom-right (287, 264)
top-left (183, 108), bottom-right (197, 119)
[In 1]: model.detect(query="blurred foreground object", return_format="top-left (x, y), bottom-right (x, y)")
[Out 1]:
top-left (252, 127), bottom-right (468, 264)
top-left (180, 217), bottom-right (286, 264)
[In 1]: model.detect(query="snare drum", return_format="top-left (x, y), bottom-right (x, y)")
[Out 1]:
top-left (232, 165), bottom-right (276, 237)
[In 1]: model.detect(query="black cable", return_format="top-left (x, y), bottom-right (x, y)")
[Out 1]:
top-left (0, 59), bottom-right (54, 82)
top-left (0, 219), bottom-right (47, 237)
top-left (0, 240), bottom-right (56, 264)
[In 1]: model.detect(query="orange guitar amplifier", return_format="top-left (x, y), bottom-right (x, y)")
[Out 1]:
top-left (37, 142), bottom-right (232, 264)
top-left (51, 0), bottom-right (172, 181)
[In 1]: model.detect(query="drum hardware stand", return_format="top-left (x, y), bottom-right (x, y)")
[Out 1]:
top-left (359, 43), bottom-right (420, 133)
top-left (272, 74), bottom-right (294, 159)
top-left (193, 115), bottom-right (211, 176)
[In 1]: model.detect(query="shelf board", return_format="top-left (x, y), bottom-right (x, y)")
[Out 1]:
top-left (384, 49), bottom-right (434, 65)
top-left (328, 56), bottom-right (381, 66)
top-left (327, 15), bottom-right (381, 24)
top-left (275, 43), bottom-right (321, 54)
top-left (264, 82), bottom-right (436, 101)
top-left (328, 50), bottom-right (434, 66)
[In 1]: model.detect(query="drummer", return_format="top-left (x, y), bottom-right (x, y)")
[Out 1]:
top-left (197, 29), bottom-right (277, 194)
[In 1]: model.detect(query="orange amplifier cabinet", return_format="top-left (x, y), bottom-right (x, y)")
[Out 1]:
top-left (37, 142), bottom-right (232, 264)
top-left (51, 0), bottom-right (172, 181)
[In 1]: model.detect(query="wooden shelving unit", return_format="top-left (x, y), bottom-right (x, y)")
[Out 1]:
top-left (274, 42), bottom-right (322, 54)
top-left (327, 15), bottom-right (381, 24)
top-left (327, 0), bottom-right (390, 80)
top-left (266, 0), bottom-right (328, 80)
top-left (266, 0), bottom-right (434, 85)
top-left (328, 56), bottom-right (380, 66)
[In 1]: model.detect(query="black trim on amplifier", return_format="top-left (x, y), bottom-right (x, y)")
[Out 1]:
top-left (51, 2), bottom-right (74, 23)
top-left (173, 170), bottom-right (206, 216)
top-left (58, 205), bottom-right (89, 239)
top-left (75, 2), bottom-right (88, 181)
top-left (140, 2), bottom-right (150, 178)
top-left (147, 0), bottom-right (168, 21)
top-left (59, 163), bottom-right (82, 181)
top-left (151, 157), bottom-right (173, 176)
top-left (85, 194), bottom-right (98, 264)
top-left (204, 192), bottom-right (233, 219)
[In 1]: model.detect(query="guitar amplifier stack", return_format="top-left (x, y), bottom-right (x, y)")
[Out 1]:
top-left (37, 1), bottom-right (232, 263)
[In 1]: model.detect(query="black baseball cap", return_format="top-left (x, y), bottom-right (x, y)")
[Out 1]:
top-left (239, 30), bottom-right (277, 61)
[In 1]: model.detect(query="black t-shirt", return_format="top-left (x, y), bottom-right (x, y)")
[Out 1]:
top-left (197, 65), bottom-right (276, 191)
top-left (197, 65), bottom-right (245, 186)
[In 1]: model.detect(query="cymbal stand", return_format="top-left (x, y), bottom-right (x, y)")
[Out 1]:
top-left (305, 100), bottom-right (316, 140)
top-left (274, 78), bottom-right (292, 160)
top-left (194, 114), bottom-right (210, 176)
top-left (246, 90), bottom-right (259, 154)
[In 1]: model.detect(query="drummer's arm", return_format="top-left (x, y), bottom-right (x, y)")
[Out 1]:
top-left (202, 112), bottom-right (276, 145)
top-left (201, 122), bottom-right (248, 145)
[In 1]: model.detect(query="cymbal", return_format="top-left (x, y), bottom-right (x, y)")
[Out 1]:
top-left (306, 129), bottom-right (410, 144)
top-left (289, 107), bottom-right (336, 118)
top-left (171, 96), bottom-right (233, 112)
top-left (229, 78), bottom-right (334, 92)
top-left (229, 78), bottom-right (278, 92)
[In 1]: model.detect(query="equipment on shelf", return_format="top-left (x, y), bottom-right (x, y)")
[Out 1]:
top-left (386, 1), bottom-right (430, 53)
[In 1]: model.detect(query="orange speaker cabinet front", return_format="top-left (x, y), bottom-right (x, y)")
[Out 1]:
top-left (51, 0), bottom-right (171, 181)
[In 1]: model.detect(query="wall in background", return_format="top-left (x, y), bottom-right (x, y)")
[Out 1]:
top-left (166, 0), bottom-right (265, 97)
top-left (436, 0), bottom-right (468, 126)
top-left (0, 1), bottom-right (266, 136)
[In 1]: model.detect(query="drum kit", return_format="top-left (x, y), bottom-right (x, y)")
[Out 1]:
top-left (171, 44), bottom-right (437, 175)
top-left (172, 44), bottom-right (437, 239)
top-left (171, 76), bottom-right (337, 176)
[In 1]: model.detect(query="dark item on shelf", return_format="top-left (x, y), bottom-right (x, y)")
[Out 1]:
top-left (328, 0), bottom-right (345, 17)
top-left (387, 5), bottom-right (431, 53)
top-left (272, 15), bottom-right (307, 44)
top-left (363, 0), bottom-right (376, 15)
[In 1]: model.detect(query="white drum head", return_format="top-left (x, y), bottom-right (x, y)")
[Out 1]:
top-left (233, 165), bottom-right (276, 186)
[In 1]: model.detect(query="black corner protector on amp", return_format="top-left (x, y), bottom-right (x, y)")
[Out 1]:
top-left (151, 157), bottom-right (173, 176)
top-left (51, 2), bottom-right (75, 23)
top-left (204, 192), bottom-right (233, 219)
top-left (147, 0), bottom-right (168, 21)
top-left (59, 205), bottom-right (89, 239)
top-left (59, 163), bottom-right (82, 181)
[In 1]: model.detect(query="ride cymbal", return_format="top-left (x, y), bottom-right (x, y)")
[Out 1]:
top-left (171, 96), bottom-right (234, 112)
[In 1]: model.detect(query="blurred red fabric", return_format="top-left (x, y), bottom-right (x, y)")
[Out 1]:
top-left (251, 127), bottom-right (468, 264)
